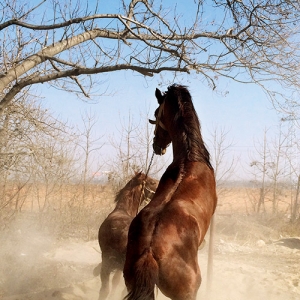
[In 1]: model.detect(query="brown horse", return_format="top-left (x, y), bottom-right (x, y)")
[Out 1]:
top-left (123, 85), bottom-right (217, 300)
top-left (96, 172), bottom-right (158, 300)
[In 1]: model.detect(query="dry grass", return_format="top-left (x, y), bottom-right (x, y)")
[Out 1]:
top-left (0, 183), bottom-right (300, 299)
top-left (0, 183), bottom-right (299, 241)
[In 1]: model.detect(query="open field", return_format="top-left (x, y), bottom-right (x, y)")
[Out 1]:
top-left (0, 184), bottom-right (299, 300)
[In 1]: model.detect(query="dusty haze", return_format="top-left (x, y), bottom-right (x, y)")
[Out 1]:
top-left (0, 185), bottom-right (299, 300)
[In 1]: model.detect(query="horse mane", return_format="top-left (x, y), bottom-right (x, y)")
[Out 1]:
top-left (114, 173), bottom-right (143, 203)
top-left (166, 84), bottom-right (212, 168)
top-left (115, 186), bottom-right (130, 203)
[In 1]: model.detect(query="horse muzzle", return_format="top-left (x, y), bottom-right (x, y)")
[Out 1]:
top-left (153, 142), bottom-right (167, 155)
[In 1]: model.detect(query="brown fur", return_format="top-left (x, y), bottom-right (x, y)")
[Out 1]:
top-left (97, 172), bottom-right (158, 300)
top-left (124, 85), bottom-right (217, 300)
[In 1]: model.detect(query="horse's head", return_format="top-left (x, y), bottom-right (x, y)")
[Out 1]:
top-left (149, 88), bottom-right (171, 155)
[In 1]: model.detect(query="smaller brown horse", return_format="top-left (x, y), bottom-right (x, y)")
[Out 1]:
top-left (95, 172), bottom-right (158, 300)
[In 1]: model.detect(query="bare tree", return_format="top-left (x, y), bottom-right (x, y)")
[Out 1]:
top-left (76, 110), bottom-right (105, 188)
top-left (282, 116), bottom-right (300, 221)
top-left (31, 138), bottom-right (75, 213)
top-left (247, 118), bottom-right (300, 217)
top-left (249, 128), bottom-right (270, 214)
top-left (108, 111), bottom-right (141, 187)
top-left (0, 92), bottom-right (78, 226)
top-left (68, 110), bottom-right (105, 238)
top-left (1, 0), bottom-right (300, 115)
top-left (107, 109), bottom-right (166, 190)
top-left (208, 126), bottom-right (237, 186)
top-left (266, 122), bottom-right (289, 214)
top-left (291, 175), bottom-right (300, 222)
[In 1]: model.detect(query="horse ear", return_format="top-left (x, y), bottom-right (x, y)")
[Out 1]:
top-left (155, 88), bottom-right (164, 104)
top-left (149, 119), bottom-right (156, 125)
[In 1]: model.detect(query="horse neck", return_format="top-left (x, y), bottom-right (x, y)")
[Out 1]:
top-left (171, 137), bottom-right (188, 161)
top-left (169, 129), bottom-right (198, 164)
top-left (114, 186), bottom-right (142, 216)
top-left (167, 112), bottom-right (211, 167)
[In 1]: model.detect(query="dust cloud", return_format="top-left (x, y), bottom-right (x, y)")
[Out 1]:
top-left (0, 215), bottom-right (55, 296)
top-left (0, 214), bottom-right (300, 300)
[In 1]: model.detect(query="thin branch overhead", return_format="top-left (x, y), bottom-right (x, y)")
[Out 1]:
top-left (1, 0), bottom-right (300, 114)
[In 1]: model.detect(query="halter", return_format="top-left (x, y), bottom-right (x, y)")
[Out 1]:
top-left (149, 101), bottom-right (171, 155)
top-left (154, 102), bottom-right (167, 134)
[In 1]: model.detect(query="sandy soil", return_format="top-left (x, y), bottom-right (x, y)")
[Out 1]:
top-left (1, 215), bottom-right (299, 300)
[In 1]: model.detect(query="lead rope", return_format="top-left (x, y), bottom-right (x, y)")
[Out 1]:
top-left (146, 151), bottom-right (155, 178)
top-left (137, 151), bottom-right (155, 214)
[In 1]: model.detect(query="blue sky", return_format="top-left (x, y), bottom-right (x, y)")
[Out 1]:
top-left (38, 69), bottom-right (282, 180)
top-left (32, 0), bottom-right (287, 180)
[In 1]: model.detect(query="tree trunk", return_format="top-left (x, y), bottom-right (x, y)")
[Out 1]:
top-left (291, 175), bottom-right (300, 222)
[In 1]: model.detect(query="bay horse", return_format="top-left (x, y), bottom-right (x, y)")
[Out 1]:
top-left (123, 84), bottom-right (217, 300)
top-left (95, 172), bottom-right (158, 300)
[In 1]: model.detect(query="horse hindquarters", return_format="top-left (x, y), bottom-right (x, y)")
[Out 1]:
top-left (124, 251), bottom-right (158, 300)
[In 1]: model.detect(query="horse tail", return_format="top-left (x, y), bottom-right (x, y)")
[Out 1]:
top-left (206, 214), bottom-right (216, 294)
top-left (124, 251), bottom-right (158, 300)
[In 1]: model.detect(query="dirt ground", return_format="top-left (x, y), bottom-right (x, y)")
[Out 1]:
top-left (0, 186), bottom-right (300, 300)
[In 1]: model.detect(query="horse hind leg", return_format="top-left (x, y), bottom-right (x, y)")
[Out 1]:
top-left (112, 269), bottom-right (122, 287)
top-left (110, 269), bottom-right (124, 298)
top-left (93, 262), bottom-right (101, 276)
top-left (98, 262), bottom-right (111, 300)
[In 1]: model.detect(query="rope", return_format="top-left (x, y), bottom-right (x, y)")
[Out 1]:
top-left (137, 151), bottom-right (155, 213)
top-left (145, 151), bottom-right (155, 177)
